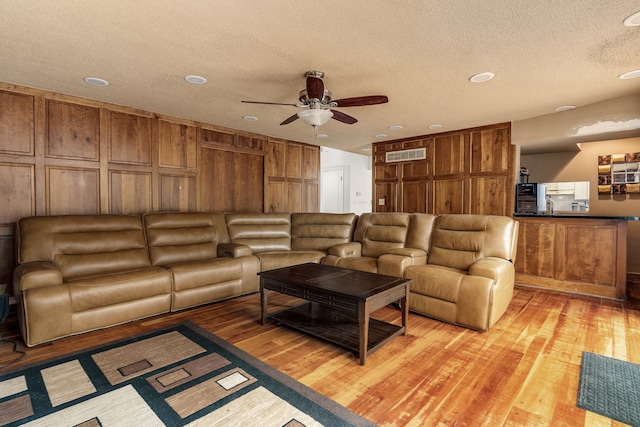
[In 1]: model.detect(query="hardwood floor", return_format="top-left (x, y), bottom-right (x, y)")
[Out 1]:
top-left (1, 287), bottom-right (638, 426)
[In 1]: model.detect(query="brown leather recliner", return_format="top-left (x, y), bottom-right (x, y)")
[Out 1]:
top-left (404, 214), bottom-right (519, 331)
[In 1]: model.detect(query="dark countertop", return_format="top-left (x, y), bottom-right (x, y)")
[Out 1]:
top-left (513, 213), bottom-right (640, 221)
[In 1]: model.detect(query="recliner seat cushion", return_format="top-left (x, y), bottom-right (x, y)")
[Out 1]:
top-left (66, 267), bottom-right (172, 312)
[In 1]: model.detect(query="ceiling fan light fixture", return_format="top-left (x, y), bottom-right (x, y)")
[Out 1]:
top-left (297, 109), bottom-right (333, 127)
top-left (469, 72), bottom-right (495, 83)
top-left (83, 77), bottom-right (109, 87)
top-left (184, 75), bottom-right (207, 85)
top-left (555, 105), bottom-right (576, 112)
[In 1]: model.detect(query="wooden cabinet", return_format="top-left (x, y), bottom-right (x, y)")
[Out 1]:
top-left (373, 122), bottom-right (515, 215)
top-left (514, 216), bottom-right (627, 299)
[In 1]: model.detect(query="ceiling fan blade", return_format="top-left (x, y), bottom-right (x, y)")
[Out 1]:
top-left (241, 100), bottom-right (301, 107)
top-left (332, 95), bottom-right (389, 107)
top-left (330, 109), bottom-right (358, 124)
top-left (306, 76), bottom-right (325, 100)
top-left (280, 113), bottom-right (300, 125)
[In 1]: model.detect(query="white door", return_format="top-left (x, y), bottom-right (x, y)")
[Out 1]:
top-left (321, 167), bottom-right (344, 212)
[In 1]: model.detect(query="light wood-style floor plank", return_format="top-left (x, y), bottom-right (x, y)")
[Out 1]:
top-left (1, 287), bottom-right (638, 426)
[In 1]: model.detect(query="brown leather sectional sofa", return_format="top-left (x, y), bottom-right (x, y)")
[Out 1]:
top-left (13, 211), bottom-right (518, 347)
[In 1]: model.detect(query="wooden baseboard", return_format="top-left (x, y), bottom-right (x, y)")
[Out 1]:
top-left (628, 273), bottom-right (640, 303)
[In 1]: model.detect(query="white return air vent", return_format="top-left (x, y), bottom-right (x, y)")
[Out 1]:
top-left (385, 148), bottom-right (426, 162)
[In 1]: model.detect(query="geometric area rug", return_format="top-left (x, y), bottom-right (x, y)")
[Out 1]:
top-left (577, 352), bottom-right (640, 427)
top-left (0, 322), bottom-right (377, 427)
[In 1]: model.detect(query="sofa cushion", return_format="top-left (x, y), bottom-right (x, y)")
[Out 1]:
top-left (257, 250), bottom-right (325, 271)
top-left (336, 256), bottom-right (379, 273)
top-left (17, 215), bottom-right (151, 280)
top-left (291, 213), bottom-right (357, 252)
top-left (66, 267), bottom-right (172, 312)
top-left (170, 257), bottom-right (244, 291)
top-left (144, 212), bottom-right (229, 266)
top-left (405, 264), bottom-right (466, 303)
top-left (356, 213), bottom-right (411, 258)
top-left (225, 213), bottom-right (292, 253)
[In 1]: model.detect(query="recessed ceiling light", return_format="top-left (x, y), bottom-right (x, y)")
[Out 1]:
top-left (623, 10), bottom-right (640, 26)
top-left (83, 77), bottom-right (109, 87)
top-left (243, 115), bottom-right (258, 121)
top-left (388, 125), bottom-right (403, 131)
top-left (469, 72), bottom-right (495, 83)
top-left (619, 69), bottom-right (640, 80)
top-left (185, 75), bottom-right (207, 84)
top-left (315, 133), bottom-right (328, 139)
top-left (555, 105), bottom-right (576, 112)
top-left (375, 133), bottom-right (388, 139)
top-left (428, 124), bottom-right (443, 130)
top-left (362, 147), bottom-right (372, 151)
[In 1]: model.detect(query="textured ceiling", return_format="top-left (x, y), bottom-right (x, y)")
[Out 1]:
top-left (1, 1), bottom-right (639, 154)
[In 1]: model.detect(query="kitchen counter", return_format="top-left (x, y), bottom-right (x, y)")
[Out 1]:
top-left (514, 213), bottom-right (640, 221)
top-left (513, 215), bottom-right (627, 299)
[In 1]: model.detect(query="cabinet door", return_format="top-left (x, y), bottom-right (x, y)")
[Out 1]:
top-left (374, 182), bottom-right (398, 212)
top-left (574, 182), bottom-right (589, 200)
top-left (433, 178), bottom-right (465, 214)
top-left (402, 180), bottom-right (428, 213)
top-left (470, 176), bottom-right (508, 215)
top-left (433, 134), bottom-right (465, 176)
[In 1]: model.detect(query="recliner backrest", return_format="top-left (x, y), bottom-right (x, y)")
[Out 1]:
top-left (16, 215), bottom-right (150, 279)
top-left (291, 213), bottom-right (358, 252)
top-left (428, 214), bottom-right (518, 271)
top-left (405, 213), bottom-right (437, 252)
top-left (143, 212), bottom-right (229, 266)
top-left (225, 213), bottom-right (292, 253)
top-left (353, 213), bottom-right (411, 258)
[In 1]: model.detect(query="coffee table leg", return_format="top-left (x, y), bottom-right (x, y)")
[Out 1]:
top-left (401, 285), bottom-right (409, 335)
top-left (358, 300), bottom-right (369, 365)
top-left (260, 279), bottom-right (268, 326)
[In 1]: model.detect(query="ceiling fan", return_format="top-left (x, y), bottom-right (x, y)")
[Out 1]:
top-left (241, 71), bottom-right (388, 128)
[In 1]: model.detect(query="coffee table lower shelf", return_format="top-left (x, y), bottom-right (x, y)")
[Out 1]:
top-left (269, 302), bottom-right (404, 360)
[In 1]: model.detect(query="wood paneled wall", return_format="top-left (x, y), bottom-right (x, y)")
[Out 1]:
top-left (0, 83), bottom-right (319, 287)
top-left (372, 122), bottom-right (515, 215)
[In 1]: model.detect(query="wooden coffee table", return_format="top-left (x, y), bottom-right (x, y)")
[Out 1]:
top-left (258, 263), bottom-right (410, 365)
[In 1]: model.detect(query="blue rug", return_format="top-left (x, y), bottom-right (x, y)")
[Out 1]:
top-left (0, 322), bottom-right (376, 426)
top-left (577, 352), bottom-right (640, 426)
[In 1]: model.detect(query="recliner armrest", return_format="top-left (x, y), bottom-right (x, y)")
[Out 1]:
top-left (469, 257), bottom-right (514, 283)
top-left (217, 243), bottom-right (253, 258)
top-left (387, 247), bottom-right (427, 258)
top-left (327, 242), bottom-right (362, 258)
top-left (378, 248), bottom-right (427, 277)
top-left (14, 262), bottom-right (63, 292)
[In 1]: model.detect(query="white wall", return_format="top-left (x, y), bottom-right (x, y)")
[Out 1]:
top-left (320, 147), bottom-right (372, 215)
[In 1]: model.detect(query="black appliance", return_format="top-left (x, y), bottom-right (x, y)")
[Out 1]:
top-left (515, 183), bottom-right (547, 214)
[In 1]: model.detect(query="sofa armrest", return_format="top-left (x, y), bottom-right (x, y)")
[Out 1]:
top-left (378, 248), bottom-right (427, 277)
top-left (217, 243), bottom-right (253, 258)
top-left (469, 257), bottom-right (514, 284)
top-left (13, 262), bottom-right (63, 292)
top-left (387, 247), bottom-right (427, 258)
top-left (327, 242), bottom-right (362, 258)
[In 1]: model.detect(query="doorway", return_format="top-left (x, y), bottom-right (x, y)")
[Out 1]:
top-left (321, 167), bottom-right (346, 213)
